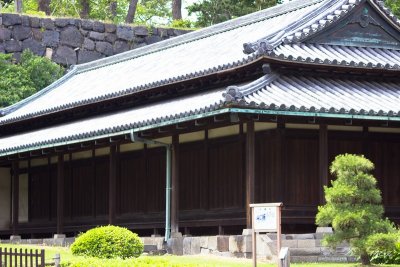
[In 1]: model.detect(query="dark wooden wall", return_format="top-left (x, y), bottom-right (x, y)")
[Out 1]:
top-left (26, 128), bottom-right (400, 228)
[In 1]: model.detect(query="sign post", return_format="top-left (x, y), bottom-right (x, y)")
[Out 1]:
top-left (250, 203), bottom-right (283, 267)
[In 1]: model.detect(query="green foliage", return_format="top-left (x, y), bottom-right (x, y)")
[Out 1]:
top-left (316, 154), bottom-right (396, 265)
top-left (170, 19), bottom-right (192, 28)
top-left (0, 50), bottom-right (63, 108)
top-left (135, 0), bottom-right (172, 24)
top-left (368, 233), bottom-right (400, 264)
top-left (70, 225), bottom-right (144, 259)
top-left (385, 0), bottom-right (400, 18)
top-left (187, 0), bottom-right (276, 27)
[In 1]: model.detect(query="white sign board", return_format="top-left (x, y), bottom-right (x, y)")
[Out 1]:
top-left (253, 206), bottom-right (277, 232)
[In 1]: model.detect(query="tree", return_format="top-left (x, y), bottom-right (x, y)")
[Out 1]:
top-left (14, 0), bottom-right (22, 12)
top-left (79, 0), bottom-right (90, 18)
top-left (0, 51), bottom-right (64, 108)
top-left (38, 0), bottom-right (51, 15)
top-left (188, 0), bottom-right (276, 27)
top-left (316, 154), bottom-right (396, 265)
top-left (126, 0), bottom-right (139, 23)
top-left (172, 0), bottom-right (182, 20)
top-left (135, 0), bottom-right (171, 24)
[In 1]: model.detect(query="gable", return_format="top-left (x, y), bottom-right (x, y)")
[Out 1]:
top-left (305, 0), bottom-right (400, 49)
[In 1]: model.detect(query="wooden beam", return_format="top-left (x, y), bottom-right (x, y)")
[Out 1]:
top-left (11, 161), bottom-right (19, 235)
top-left (57, 154), bottom-right (64, 234)
top-left (109, 145), bottom-right (117, 225)
top-left (319, 124), bottom-right (328, 204)
top-left (246, 121), bottom-right (255, 229)
top-left (171, 135), bottom-right (180, 234)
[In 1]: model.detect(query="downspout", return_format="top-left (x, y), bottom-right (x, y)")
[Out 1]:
top-left (130, 130), bottom-right (172, 241)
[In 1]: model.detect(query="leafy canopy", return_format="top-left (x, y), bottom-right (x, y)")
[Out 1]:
top-left (0, 50), bottom-right (64, 108)
top-left (316, 154), bottom-right (396, 265)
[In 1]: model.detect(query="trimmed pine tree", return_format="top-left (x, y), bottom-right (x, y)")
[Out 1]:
top-left (316, 154), bottom-right (395, 265)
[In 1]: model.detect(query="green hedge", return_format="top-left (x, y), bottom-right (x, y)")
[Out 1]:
top-left (70, 225), bottom-right (143, 259)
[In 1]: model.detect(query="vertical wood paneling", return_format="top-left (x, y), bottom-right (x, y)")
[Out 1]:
top-left (284, 131), bottom-right (319, 205)
top-left (255, 131), bottom-right (277, 203)
top-left (71, 161), bottom-right (93, 218)
top-left (119, 152), bottom-right (145, 214)
top-left (208, 138), bottom-right (243, 209)
top-left (179, 142), bottom-right (207, 210)
top-left (368, 134), bottom-right (400, 206)
top-left (146, 147), bottom-right (166, 212)
top-left (29, 167), bottom-right (49, 221)
top-left (95, 157), bottom-right (109, 216)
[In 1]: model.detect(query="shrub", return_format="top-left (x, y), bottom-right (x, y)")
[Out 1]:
top-left (70, 225), bottom-right (144, 259)
top-left (368, 233), bottom-right (400, 264)
top-left (316, 154), bottom-right (396, 265)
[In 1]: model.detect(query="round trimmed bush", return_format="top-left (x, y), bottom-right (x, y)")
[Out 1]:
top-left (70, 225), bottom-right (144, 259)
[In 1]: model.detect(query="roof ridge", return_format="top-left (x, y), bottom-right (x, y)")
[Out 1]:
top-left (74, 0), bottom-right (323, 74)
top-left (282, 0), bottom-right (400, 44)
top-left (243, 0), bottom-right (347, 53)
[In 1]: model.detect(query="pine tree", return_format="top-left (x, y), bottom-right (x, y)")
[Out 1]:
top-left (316, 154), bottom-right (395, 265)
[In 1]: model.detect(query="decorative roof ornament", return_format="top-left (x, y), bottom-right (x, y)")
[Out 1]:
top-left (223, 64), bottom-right (278, 103)
top-left (223, 86), bottom-right (244, 102)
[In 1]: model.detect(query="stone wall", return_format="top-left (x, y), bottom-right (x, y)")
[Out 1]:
top-left (0, 13), bottom-right (191, 66)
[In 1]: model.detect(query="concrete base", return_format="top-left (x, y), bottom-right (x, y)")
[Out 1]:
top-left (171, 232), bottom-right (182, 238)
top-left (54, 234), bottom-right (66, 239)
top-left (242, 228), bottom-right (253, 236)
top-left (10, 235), bottom-right (21, 243)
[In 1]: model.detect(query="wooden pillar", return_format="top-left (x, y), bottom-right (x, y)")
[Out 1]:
top-left (246, 121), bottom-right (255, 229)
top-left (57, 154), bottom-right (65, 234)
top-left (362, 126), bottom-right (370, 158)
top-left (11, 161), bottom-right (19, 235)
top-left (109, 145), bottom-right (117, 225)
top-left (276, 123), bottom-right (285, 203)
top-left (171, 135), bottom-right (179, 234)
top-left (319, 124), bottom-right (328, 204)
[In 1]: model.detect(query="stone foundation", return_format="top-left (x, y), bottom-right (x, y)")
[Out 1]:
top-left (0, 230), bottom-right (356, 263)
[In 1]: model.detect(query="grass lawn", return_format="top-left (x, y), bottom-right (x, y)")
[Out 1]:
top-left (0, 244), bottom-right (396, 267)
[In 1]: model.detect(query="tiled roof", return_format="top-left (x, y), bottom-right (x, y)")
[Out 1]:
top-left (1, 72), bottom-right (399, 156)
top-left (270, 43), bottom-right (400, 69)
top-left (0, 0), bottom-right (323, 123)
top-left (242, 73), bottom-right (400, 116)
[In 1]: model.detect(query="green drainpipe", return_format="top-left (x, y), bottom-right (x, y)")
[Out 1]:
top-left (130, 130), bottom-right (172, 241)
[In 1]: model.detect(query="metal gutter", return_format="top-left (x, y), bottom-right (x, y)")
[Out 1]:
top-left (0, 108), bottom-right (230, 157)
top-left (2, 106), bottom-right (399, 158)
top-left (230, 108), bottom-right (400, 121)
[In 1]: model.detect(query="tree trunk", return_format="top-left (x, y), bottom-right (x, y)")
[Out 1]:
top-left (80, 0), bottom-right (90, 18)
top-left (38, 0), bottom-right (51, 15)
top-left (109, 1), bottom-right (117, 19)
top-left (172, 0), bottom-right (182, 20)
top-left (125, 0), bottom-right (139, 24)
top-left (360, 253), bottom-right (371, 265)
top-left (15, 0), bottom-right (22, 13)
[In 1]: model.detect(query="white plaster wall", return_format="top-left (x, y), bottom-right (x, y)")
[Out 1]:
top-left (19, 174), bottom-right (28, 223)
top-left (0, 168), bottom-right (11, 229)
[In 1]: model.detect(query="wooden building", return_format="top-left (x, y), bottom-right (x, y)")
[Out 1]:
top-left (0, 0), bottom-right (400, 238)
